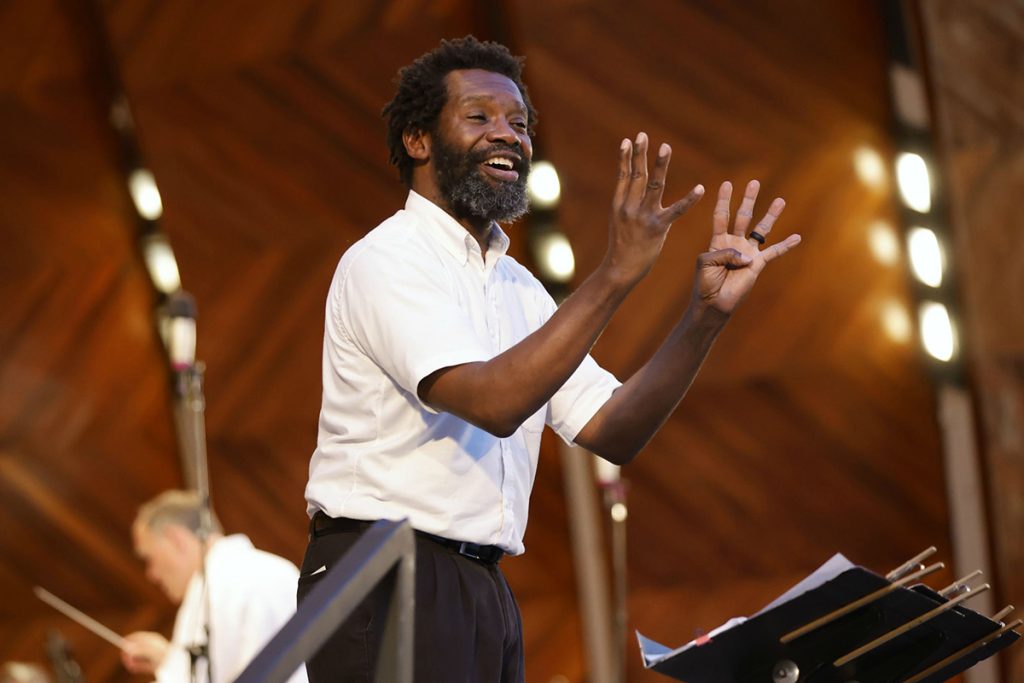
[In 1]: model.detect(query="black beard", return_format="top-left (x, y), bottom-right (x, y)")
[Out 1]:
top-left (432, 135), bottom-right (531, 224)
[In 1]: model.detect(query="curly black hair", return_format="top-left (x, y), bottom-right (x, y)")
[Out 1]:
top-left (382, 36), bottom-right (538, 187)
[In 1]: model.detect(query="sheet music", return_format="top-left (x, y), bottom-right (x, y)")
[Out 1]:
top-left (754, 552), bottom-right (853, 615)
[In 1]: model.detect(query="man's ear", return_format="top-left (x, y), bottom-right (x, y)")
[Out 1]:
top-left (163, 524), bottom-right (193, 551)
top-left (403, 127), bottom-right (431, 161)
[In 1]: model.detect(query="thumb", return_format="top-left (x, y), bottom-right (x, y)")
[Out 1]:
top-left (700, 248), bottom-right (751, 268)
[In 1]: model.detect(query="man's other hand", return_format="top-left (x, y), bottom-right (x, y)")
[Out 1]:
top-left (121, 631), bottom-right (170, 675)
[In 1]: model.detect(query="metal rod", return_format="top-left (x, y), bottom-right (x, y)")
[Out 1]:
top-left (608, 491), bottom-right (628, 683)
top-left (233, 519), bottom-right (415, 683)
top-left (991, 606), bottom-right (1014, 623)
top-left (834, 584), bottom-right (990, 667)
top-left (900, 619), bottom-right (1022, 683)
top-left (886, 547), bottom-right (938, 582)
top-left (938, 569), bottom-right (983, 599)
top-left (559, 443), bottom-right (617, 683)
top-left (34, 587), bottom-right (127, 649)
top-left (781, 562), bottom-right (945, 644)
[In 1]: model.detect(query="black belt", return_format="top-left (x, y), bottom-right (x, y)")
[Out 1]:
top-left (311, 512), bottom-right (504, 565)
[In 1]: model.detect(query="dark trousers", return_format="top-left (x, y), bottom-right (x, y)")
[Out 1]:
top-left (297, 522), bottom-right (524, 683)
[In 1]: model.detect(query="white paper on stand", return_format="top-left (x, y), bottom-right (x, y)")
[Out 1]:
top-left (637, 553), bottom-right (854, 669)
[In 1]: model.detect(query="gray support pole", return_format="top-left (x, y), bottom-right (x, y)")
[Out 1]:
top-left (560, 441), bottom-right (618, 683)
top-left (937, 384), bottom-right (998, 683)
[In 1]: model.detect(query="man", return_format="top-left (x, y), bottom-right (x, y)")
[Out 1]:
top-left (301, 36), bottom-right (800, 682)
top-left (122, 491), bottom-right (306, 683)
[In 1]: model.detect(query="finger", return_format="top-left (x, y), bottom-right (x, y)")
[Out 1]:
top-left (732, 179), bottom-right (760, 236)
top-left (760, 233), bottom-right (802, 263)
top-left (712, 181), bottom-right (733, 235)
top-left (700, 247), bottom-right (752, 268)
top-left (642, 142), bottom-right (671, 210)
top-left (661, 184), bottom-right (705, 222)
top-left (611, 138), bottom-right (632, 211)
top-left (750, 197), bottom-right (786, 243)
top-left (625, 132), bottom-right (649, 207)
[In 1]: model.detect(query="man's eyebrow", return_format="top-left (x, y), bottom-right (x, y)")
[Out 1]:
top-left (458, 94), bottom-right (527, 113)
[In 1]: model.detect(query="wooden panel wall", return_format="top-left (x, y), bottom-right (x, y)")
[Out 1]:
top-left (917, 1), bottom-right (1024, 681)
top-left (0, 1), bottom-right (964, 681)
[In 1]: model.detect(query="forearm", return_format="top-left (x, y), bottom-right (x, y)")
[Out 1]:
top-left (422, 133), bottom-right (710, 436)
top-left (421, 265), bottom-right (634, 436)
top-left (575, 302), bottom-right (730, 463)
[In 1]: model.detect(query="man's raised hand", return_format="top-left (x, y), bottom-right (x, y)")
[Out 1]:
top-left (694, 179), bottom-right (802, 314)
top-left (603, 132), bottom-right (704, 288)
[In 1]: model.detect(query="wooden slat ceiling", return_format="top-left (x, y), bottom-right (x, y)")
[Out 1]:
top-left (1, 1), bottom-right (960, 681)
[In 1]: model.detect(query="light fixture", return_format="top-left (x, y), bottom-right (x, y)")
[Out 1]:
top-left (128, 168), bottom-right (164, 220)
top-left (142, 233), bottom-right (182, 294)
top-left (161, 292), bottom-right (197, 370)
top-left (854, 146), bottom-right (887, 188)
top-left (610, 503), bottom-right (628, 522)
top-left (534, 231), bottom-right (575, 283)
top-left (888, 64), bottom-right (931, 129)
top-left (907, 227), bottom-right (944, 287)
top-left (868, 220), bottom-right (901, 265)
top-left (919, 301), bottom-right (956, 362)
top-left (895, 152), bottom-right (931, 213)
top-left (881, 300), bottom-right (912, 343)
top-left (527, 161), bottom-right (561, 209)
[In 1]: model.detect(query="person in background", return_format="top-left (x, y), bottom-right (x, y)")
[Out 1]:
top-left (122, 491), bottom-right (306, 683)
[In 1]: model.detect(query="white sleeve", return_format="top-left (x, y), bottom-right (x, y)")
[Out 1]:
top-left (153, 645), bottom-right (191, 683)
top-left (547, 355), bottom-right (622, 444)
top-left (527, 287), bottom-right (622, 443)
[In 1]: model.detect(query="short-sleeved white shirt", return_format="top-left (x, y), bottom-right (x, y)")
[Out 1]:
top-left (304, 191), bottom-right (621, 555)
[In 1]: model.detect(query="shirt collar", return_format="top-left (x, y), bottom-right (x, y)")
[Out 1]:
top-left (405, 190), bottom-right (510, 265)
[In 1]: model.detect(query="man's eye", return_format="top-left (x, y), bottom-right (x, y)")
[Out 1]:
top-left (512, 121), bottom-right (527, 130)
top-left (468, 114), bottom-right (487, 121)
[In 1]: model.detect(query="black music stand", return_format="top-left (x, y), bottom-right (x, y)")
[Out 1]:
top-left (639, 552), bottom-right (1020, 683)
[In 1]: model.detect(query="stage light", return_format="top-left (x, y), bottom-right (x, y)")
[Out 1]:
top-left (128, 168), bottom-right (163, 220)
top-left (868, 220), bottom-right (900, 265)
top-left (907, 227), bottom-right (943, 287)
top-left (528, 161), bottom-right (561, 208)
top-left (919, 301), bottom-right (956, 362)
top-left (888, 64), bottom-right (930, 129)
top-left (881, 300), bottom-right (912, 343)
top-left (534, 231), bottom-right (575, 283)
top-left (142, 233), bottom-right (181, 294)
top-left (896, 152), bottom-right (931, 213)
top-left (610, 503), bottom-right (628, 522)
top-left (854, 146), bottom-right (887, 188)
top-left (163, 292), bottom-right (197, 370)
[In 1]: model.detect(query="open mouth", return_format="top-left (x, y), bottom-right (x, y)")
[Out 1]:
top-left (480, 156), bottom-right (520, 182)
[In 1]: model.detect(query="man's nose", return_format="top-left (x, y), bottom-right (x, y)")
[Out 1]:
top-left (486, 118), bottom-right (520, 146)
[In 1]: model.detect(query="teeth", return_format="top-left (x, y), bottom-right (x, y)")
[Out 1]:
top-left (485, 157), bottom-right (514, 169)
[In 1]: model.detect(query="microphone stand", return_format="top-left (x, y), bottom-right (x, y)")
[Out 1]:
top-left (175, 362), bottom-right (215, 683)
top-left (596, 460), bottom-right (629, 683)
top-left (45, 630), bottom-right (85, 683)
top-left (164, 291), bottom-right (214, 683)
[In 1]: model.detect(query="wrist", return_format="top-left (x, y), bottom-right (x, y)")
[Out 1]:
top-left (593, 258), bottom-right (645, 294)
top-left (685, 298), bottom-right (732, 330)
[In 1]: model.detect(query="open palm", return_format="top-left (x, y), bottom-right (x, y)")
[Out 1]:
top-left (694, 180), bottom-right (801, 314)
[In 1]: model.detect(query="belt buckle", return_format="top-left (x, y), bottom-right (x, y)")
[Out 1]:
top-left (457, 542), bottom-right (482, 561)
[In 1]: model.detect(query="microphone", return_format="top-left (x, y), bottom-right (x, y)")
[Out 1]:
top-left (165, 291), bottom-right (197, 370)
